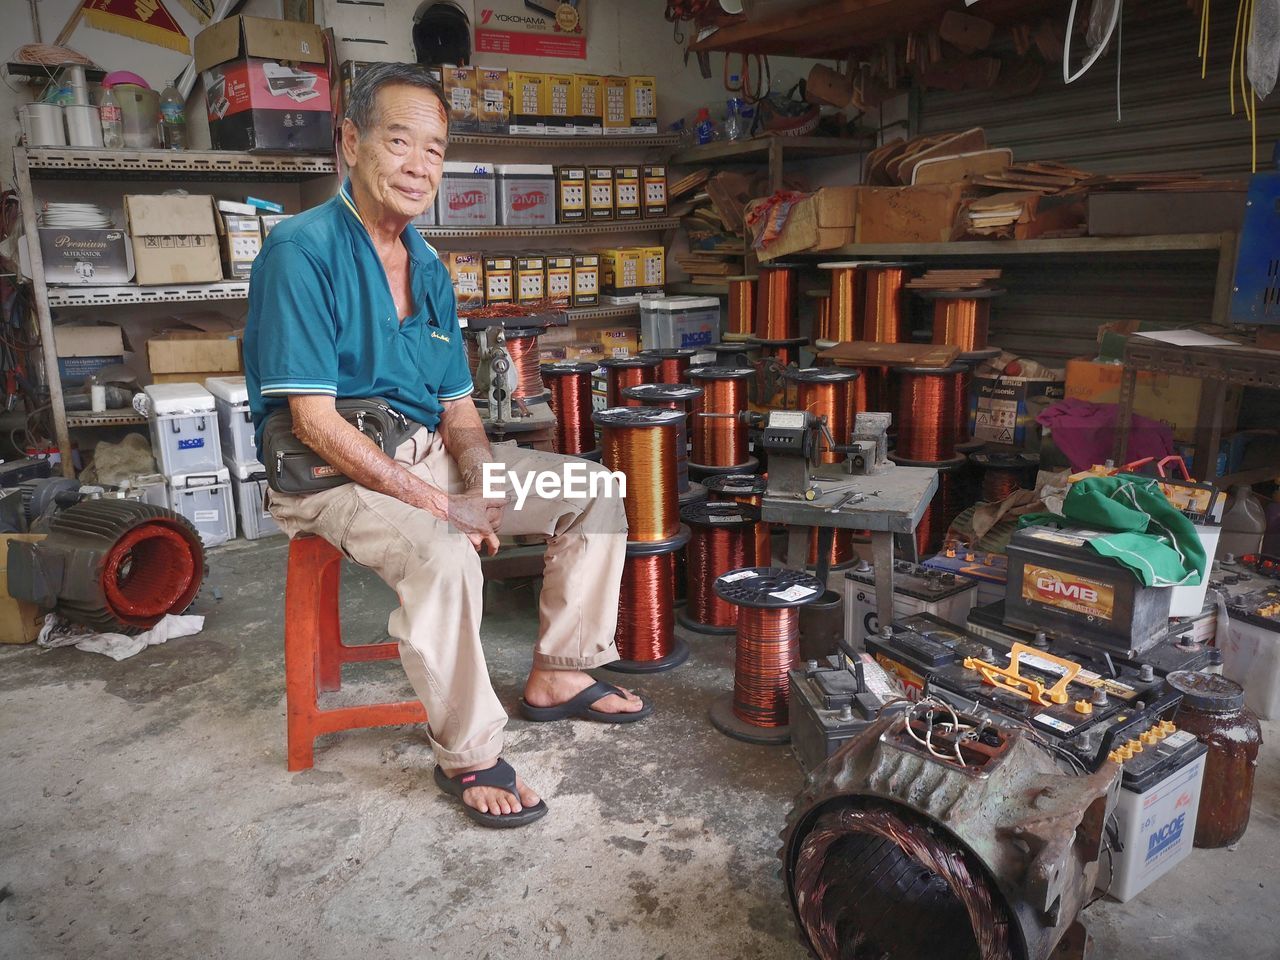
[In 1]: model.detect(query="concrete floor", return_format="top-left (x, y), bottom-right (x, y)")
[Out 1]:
top-left (0, 535), bottom-right (1275, 960)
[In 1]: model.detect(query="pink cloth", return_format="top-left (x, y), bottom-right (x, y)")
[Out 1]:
top-left (1037, 398), bottom-right (1175, 471)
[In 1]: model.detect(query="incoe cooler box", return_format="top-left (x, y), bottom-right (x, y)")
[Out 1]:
top-left (168, 468), bottom-right (236, 547)
top-left (229, 465), bottom-right (281, 540)
top-left (640, 297), bottom-right (720, 349)
top-left (205, 375), bottom-right (262, 473)
top-left (144, 383), bottom-right (223, 477)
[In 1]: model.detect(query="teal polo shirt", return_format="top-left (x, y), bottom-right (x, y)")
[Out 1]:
top-left (244, 181), bottom-right (472, 454)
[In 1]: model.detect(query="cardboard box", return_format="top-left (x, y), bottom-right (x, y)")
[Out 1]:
top-left (545, 73), bottom-right (574, 134)
top-left (477, 66), bottom-right (509, 134)
top-left (545, 253), bottom-right (574, 307)
top-left (38, 228), bottom-right (134, 285)
top-left (573, 74), bottom-right (603, 135)
top-left (124, 195), bottom-right (223, 286)
top-left (516, 254), bottom-right (546, 304)
top-left (443, 64), bottom-right (479, 132)
top-left (750, 188), bottom-right (858, 261)
top-left (218, 213), bottom-right (262, 278)
top-left (642, 165), bottom-right (668, 218)
top-left (573, 252), bottom-right (600, 307)
top-left (588, 166), bottom-right (615, 221)
top-left (600, 248), bottom-right (643, 301)
top-left (147, 316), bottom-right (244, 379)
top-left (557, 166), bottom-right (587, 223)
top-left (508, 71), bottom-right (546, 135)
top-left (1065, 357), bottom-right (1241, 444)
top-left (445, 251), bottom-right (484, 312)
top-left (483, 254), bottom-right (514, 305)
top-left (0, 534), bottom-right (47, 644)
top-left (603, 76), bottom-right (628, 132)
top-left (260, 213), bottom-right (292, 237)
top-left (627, 76), bottom-right (657, 134)
top-left (639, 245), bottom-right (666, 294)
top-left (194, 15), bottom-right (332, 153)
top-left (565, 341), bottom-right (607, 361)
top-left (52, 323), bottom-right (125, 386)
top-left (614, 166), bottom-right (641, 220)
top-left (592, 326), bottom-right (640, 358)
top-left (855, 185), bottom-right (966, 244)
top-left (972, 371), bottom-right (1065, 447)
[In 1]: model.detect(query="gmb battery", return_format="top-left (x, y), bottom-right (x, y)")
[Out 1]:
top-left (789, 653), bottom-right (905, 773)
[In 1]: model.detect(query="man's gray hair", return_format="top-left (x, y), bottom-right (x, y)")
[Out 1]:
top-left (345, 62), bottom-right (450, 135)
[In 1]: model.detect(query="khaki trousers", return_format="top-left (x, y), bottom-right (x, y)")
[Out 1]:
top-left (268, 428), bottom-right (629, 768)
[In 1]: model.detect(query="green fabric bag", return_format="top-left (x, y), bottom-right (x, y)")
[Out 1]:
top-left (1018, 474), bottom-right (1205, 587)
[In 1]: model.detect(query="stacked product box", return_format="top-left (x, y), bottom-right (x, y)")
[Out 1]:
top-left (436, 162), bottom-right (496, 227)
top-left (496, 165), bottom-right (556, 227)
top-left (142, 382), bottom-right (236, 547)
top-left (206, 376), bottom-right (282, 541)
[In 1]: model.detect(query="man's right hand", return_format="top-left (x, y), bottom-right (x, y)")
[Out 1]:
top-left (447, 489), bottom-right (505, 555)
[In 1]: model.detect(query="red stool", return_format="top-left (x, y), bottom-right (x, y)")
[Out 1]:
top-left (284, 534), bottom-right (427, 771)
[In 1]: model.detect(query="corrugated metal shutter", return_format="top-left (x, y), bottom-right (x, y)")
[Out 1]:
top-left (918, 0), bottom-right (1280, 175)
top-left (911, 0), bottom-right (1248, 366)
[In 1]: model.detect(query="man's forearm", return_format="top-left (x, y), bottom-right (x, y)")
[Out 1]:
top-left (439, 397), bottom-right (492, 488)
top-left (294, 407), bottom-right (448, 518)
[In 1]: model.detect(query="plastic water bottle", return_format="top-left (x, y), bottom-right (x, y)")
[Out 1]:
top-left (99, 86), bottom-right (124, 149)
top-left (724, 98), bottom-right (745, 141)
top-left (694, 107), bottom-right (717, 145)
top-left (159, 83), bottom-right (186, 150)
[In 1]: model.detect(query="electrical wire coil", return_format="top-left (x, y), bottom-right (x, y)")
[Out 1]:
top-left (542, 362), bottom-right (597, 456)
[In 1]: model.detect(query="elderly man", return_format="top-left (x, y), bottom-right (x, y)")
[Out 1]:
top-left (245, 63), bottom-right (646, 829)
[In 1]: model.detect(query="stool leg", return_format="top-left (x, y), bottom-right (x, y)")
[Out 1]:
top-left (315, 551), bottom-right (343, 693)
top-left (284, 541), bottom-right (327, 771)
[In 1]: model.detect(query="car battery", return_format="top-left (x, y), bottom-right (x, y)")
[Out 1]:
top-left (844, 559), bottom-right (979, 647)
top-left (572, 253), bottom-right (600, 307)
top-left (545, 253), bottom-right (574, 307)
top-left (789, 652), bottom-right (905, 773)
top-left (1219, 586), bottom-right (1280, 718)
top-left (1005, 525), bottom-right (1172, 658)
top-left (967, 600), bottom-right (1214, 679)
top-left (865, 613), bottom-right (1183, 771)
top-left (556, 166), bottom-right (587, 223)
top-left (642, 164), bottom-right (668, 218)
top-left (516, 254), bottom-right (546, 304)
top-left (437, 162), bottom-right (496, 227)
top-left (483, 254), bottom-right (514, 306)
top-left (1105, 729), bottom-right (1207, 902)
top-left (496, 164), bottom-right (556, 227)
top-left (613, 166), bottom-right (642, 220)
top-left (588, 166), bottom-right (615, 221)
top-left (922, 547), bottom-right (1008, 607)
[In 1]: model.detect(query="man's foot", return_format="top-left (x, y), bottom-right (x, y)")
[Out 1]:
top-left (518, 670), bottom-right (654, 724)
top-left (434, 758), bottom-right (547, 829)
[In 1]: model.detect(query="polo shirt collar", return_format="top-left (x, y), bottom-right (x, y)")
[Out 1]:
top-left (338, 179), bottom-right (437, 265)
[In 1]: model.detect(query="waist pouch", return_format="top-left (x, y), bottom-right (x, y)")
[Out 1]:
top-left (262, 398), bottom-right (421, 495)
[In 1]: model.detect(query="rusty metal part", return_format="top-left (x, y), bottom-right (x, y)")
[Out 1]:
top-left (781, 711), bottom-right (1119, 960)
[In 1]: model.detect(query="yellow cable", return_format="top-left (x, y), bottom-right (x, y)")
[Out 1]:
top-left (1231, 0), bottom-right (1244, 114)
top-left (1201, 0), bottom-right (1210, 78)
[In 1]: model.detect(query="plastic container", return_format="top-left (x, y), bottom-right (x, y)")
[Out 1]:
top-left (205, 376), bottom-right (263, 474)
top-left (1167, 671), bottom-right (1263, 848)
top-left (640, 297), bottom-right (721, 350)
top-left (1219, 606), bottom-right (1280, 720)
top-left (1169, 519), bottom-right (1221, 617)
top-left (1217, 484), bottom-right (1266, 559)
top-left (694, 107), bottom-right (716, 145)
top-left (112, 84), bottom-right (160, 149)
top-left (495, 164), bottom-right (556, 227)
top-left (724, 97), bottom-right (745, 141)
top-left (98, 87), bottom-right (124, 149)
top-left (436, 162), bottom-right (496, 227)
top-left (159, 83), bottom-right (185, 150)
top-left (144, 383), bottom-right (223, 477)
top-left (231, 472), bottom-right (281, 540)
top-left (167, 468), bottom-right (236, 547)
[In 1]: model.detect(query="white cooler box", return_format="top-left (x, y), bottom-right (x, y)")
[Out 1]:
top-left (206, 376), bottom-right (264, 475)
top-left (229, 463), bottom-right (282, 541)
top-left (144, 383), bottom-right (223, 476)
top-left (168, 468), bottom-right (235, 547)
top-left (640, 297), bottom-right (721, 350)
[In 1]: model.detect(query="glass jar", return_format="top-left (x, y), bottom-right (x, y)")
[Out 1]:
top-left (1167, 671), bottom-right (1263, 848)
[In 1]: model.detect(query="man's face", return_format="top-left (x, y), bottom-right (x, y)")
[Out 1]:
top-left (343, 83), bottom-right (448, 222)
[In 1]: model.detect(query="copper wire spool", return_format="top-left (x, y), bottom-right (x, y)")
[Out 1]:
top-left (690, 366), bottom-right (751, 415)
top-left (915, 468), bottom-right (963, 557)
top-left (931, 297), bottom-right (990, 352)
top-left (641, 348), bottom-right (697, 385)
top-left (952, 364), bottom-right (975, 449)
top-left (807, 292), bottom-right (832, 342)
top-left (623, 383), bottom-right (703, 495)
top-left (542, 361), bottom-right (597, 456)
top-left (788, 368), bottom-right (861, 464)
top-left (982, 468), bottom-right (1024, 503)
top-left (894, 366), bottom-right (965, 464)
top-left (807, 529), bottom-right (856, 569)
top-left (726, 275), bottom-right (757, 337)
top-left (680, 502), bottom-right (757, 632)
top-left (504, 329), bottom-right (545, 399)
top-left (755, 265), bottom-right (796, 340)
top-left (594, 407), bottom-right (684, 542)
top-left (862, 263), bottom-right (911, 343)
top-left (692, 413), bottom-right (747, 467)
top-left (704, 474), bottom-right (771, 565)
top-left (599, 356), bottom-right (660, 407)
top-left (972, 452), bottom-right (1036, 504)
top-left (819, 262), bottom-right (864, 342)
top-left (616, 551), bottom-right (678, 662)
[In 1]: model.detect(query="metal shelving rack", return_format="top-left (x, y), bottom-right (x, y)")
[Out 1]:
top-left (420, 218), bottom-right (679, 241)
top-left (13, 146), bottom-right (338, 478)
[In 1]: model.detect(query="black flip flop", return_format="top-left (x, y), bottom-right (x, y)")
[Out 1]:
top-left (518, 679), bottom-right (654, 724)
top-left (433, 758), bottom-right (548, 829)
